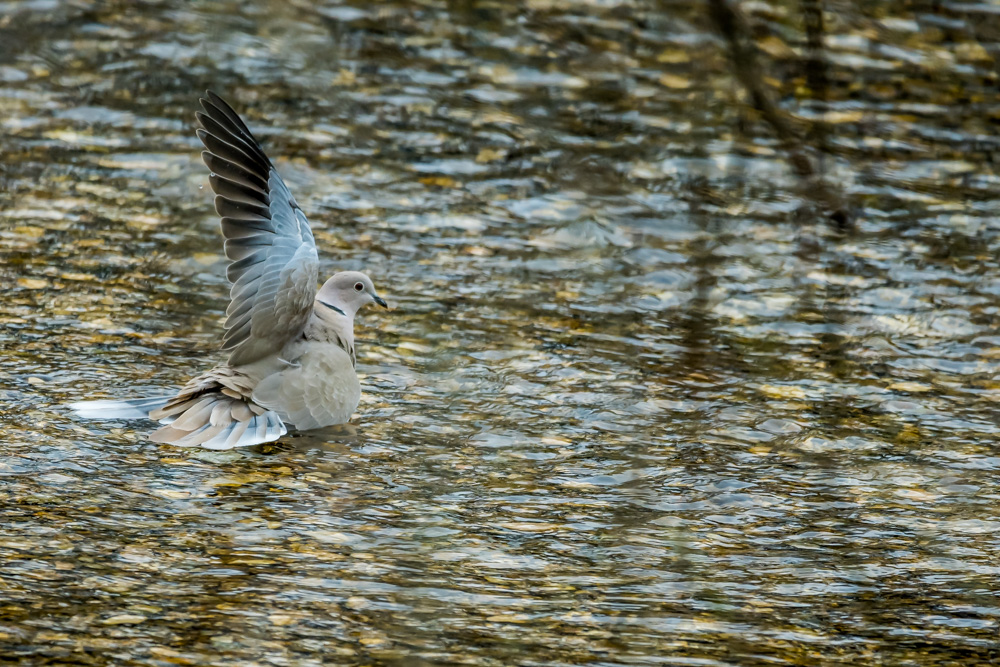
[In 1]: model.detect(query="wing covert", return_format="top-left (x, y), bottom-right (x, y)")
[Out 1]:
top-left (196, 91), bottom-right (319, 366)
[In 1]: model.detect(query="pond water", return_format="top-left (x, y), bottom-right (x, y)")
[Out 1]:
top-left (3, 0), bottom-right (1000, 664)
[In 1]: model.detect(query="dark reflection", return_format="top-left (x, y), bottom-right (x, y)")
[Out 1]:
top-left (801, 0), bottom-right (832, 180)
top-left (707, 0), bottom-right (851, 227)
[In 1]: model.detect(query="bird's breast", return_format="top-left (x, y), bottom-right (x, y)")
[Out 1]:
top-left (253, 340), bottom-right (361, 430)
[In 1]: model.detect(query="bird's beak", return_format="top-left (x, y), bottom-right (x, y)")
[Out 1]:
top-left (374, 295), bottom-right (388, 309)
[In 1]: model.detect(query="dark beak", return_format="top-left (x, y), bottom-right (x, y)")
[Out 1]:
top-left (374, 295), bottom-right (388, 308)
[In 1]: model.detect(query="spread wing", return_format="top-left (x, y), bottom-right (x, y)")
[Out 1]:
top-left (196, 91), bottom-right (319, 367)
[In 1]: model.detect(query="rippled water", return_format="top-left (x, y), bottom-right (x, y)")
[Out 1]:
top-left (3, 0), bottom-right (1000, 664)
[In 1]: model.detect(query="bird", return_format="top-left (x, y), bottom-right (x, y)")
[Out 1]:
top-left (69, 91), bottom-right (388, 449)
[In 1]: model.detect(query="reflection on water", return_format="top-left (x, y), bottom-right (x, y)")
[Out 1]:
top-left (3, 0), bottom-right (1000, 664)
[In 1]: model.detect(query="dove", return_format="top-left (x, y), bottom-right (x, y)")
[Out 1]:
top-left (69, 91), bottom-right (387, 449)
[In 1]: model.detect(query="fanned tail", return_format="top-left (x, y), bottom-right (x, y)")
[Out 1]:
top-left (69, 367), bottom-right (287, 450)
top-left (69, 396), bottom-right (173, 421)
top-left (148, 392), bottom-right (285, 450)
top-left (146, 368), bottom-right (286, 450)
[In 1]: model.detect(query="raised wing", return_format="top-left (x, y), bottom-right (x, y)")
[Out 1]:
top-left (196, 91), bottom-right (319, 367)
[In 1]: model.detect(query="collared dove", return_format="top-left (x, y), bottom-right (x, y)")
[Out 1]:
top-left (70, 91), bottom-right (388, 449)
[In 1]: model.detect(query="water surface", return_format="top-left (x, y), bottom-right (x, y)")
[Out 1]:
top-left (3, 1), bottom-right (1000, 664)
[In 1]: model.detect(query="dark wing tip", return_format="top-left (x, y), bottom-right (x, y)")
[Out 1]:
top-left (197, 91), bottom-right (237, 126)
top-left (195, 92), bottom-right (273, 170)
top-left (198, 91), bottom-right (216, 117)
top-left (203, 91), bottom-right (241, 123)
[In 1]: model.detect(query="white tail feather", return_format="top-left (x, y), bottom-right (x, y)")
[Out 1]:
top-left (69, 397), bottom-right (172, 421)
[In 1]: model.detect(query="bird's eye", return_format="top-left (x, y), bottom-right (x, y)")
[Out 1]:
top-left (354, 282), bottom-right (364, 292)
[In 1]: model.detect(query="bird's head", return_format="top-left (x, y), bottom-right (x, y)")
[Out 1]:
top-left (316, 271), bottom-right (387, 318)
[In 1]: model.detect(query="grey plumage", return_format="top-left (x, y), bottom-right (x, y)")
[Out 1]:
top-left (69, 92), bottom-right (388, 449)
top-left (195, 91), bottom-right (320, 368)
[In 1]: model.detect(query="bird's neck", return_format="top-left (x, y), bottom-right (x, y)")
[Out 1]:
top-left (309, 300), bottom-right (355, 352)
top-left (316, 296), bottom-right (358, 320)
